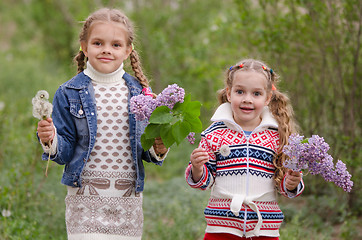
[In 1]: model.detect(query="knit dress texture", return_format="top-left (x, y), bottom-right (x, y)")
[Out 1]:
top-left (66, 63), bottom-right (143, 240)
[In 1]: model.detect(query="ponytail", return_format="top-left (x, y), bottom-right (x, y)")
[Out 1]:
top-left (217, 88), bottom-right (228, 104)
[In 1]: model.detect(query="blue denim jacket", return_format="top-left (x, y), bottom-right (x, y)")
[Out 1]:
top-left (42, 71), bottom-right (162, 192)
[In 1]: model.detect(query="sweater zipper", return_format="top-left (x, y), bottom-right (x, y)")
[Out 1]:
top-left (243, 132), bottom-right (251, 236)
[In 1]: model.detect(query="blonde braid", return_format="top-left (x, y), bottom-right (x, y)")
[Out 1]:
top-left (129, 49), bottom-right (150, 88)
top-left (74, 50), bottom-right (86, 73)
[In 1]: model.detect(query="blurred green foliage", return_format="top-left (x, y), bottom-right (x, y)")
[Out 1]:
top-left (0, 0), bottom-right (361, 239)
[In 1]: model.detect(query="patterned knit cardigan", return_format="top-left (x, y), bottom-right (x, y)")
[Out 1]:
top-left (186, 103), bottom-right (304, 238)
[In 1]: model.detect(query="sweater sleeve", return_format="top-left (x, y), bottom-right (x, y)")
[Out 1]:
top-left (279, 173), bottom-right (305, 198)
top-left (185, 134), bottom-right (216, 190)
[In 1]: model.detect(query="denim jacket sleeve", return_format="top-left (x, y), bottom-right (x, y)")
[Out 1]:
top-left (41, 85), bottom-right (78, 165)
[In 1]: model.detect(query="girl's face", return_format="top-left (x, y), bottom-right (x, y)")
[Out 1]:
top-left (227, 71), bottom-right (271, 131)
top-left (81, 21), bottom-right (132, 74)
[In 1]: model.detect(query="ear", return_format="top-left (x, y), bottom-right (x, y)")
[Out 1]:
top-left (80, 42), bottom-right (88, 57)
top-left (226, 87), bottom-right (231, 102)
top-left (125, 44), bottom-right (132, 59)
top-left (265, 92), bottom-right (272, 106)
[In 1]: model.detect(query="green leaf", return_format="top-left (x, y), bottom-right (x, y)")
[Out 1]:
top-left (160, 124), bottom-right (175, 148)
top-left (185, 117), bottom-right (203, 133)
top-left (184, 101), bottom-right (202, 119)
top-left (149, 106), bottom-right (173, 124)
top-left (141, 134), bottom-right (155, 150)
top-left (144, 123), bottom-right (162, 139)
top-left (172, 121), bottom-right (191, 145)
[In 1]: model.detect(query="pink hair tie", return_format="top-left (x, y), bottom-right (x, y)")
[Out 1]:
top-left (272, 84), bottom-right (277, 91)
top-left (142, 88), bottom-right (153, 97)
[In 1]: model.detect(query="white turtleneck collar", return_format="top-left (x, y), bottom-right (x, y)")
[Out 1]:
top-left (210, 102), bottom-right (278, 133)
top-left (83, 61), bottom-right (125, 85)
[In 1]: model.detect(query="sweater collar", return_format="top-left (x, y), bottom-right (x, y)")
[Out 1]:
top-left (83, 61), bottom-right (125, 85)
top-left (210, 102), bottom-right (278, 133)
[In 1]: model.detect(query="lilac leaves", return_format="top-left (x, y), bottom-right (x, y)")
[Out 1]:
top-left (283, 134), bottom-right (353, 192)
top-left (130, 84), bottom-right (202, 150)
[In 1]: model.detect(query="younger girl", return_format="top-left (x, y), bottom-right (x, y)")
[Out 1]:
top-left (37, 8), bottom-right (167, 240)
top-left (186, 59), bottom-right (304, 239)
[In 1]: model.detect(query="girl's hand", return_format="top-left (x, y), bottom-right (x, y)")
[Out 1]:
top-left (153, 137), bottom-right (167, 156)
top-left (37, 118), bottom-right (55, 144)
top-left (285, 169), bottom-right (302, 191)
top-left (190, 148), bottom-right (209, 182)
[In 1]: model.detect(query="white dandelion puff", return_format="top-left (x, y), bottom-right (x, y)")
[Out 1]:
top-left (2, 209), bottom-right (11, 218)
top-left (32, 90), bottom-right (53, 120)
top-left (0, 101), bottom-right (4, 111)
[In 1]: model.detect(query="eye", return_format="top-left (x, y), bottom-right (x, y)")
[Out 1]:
top-left (113, 43), bottom-right (121, 48)
top-left (254, 91), bottom-right (262, 96)
top-left (93, 41), bottom-right (101, 46)
top-left (236, 90), bottom-right (244, 94)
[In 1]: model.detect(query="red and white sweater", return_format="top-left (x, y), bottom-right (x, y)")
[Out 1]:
top-left (186, 103), bottom-right (304, 238)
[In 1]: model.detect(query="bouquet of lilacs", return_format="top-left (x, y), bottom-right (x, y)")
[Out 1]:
top-left (130, 84), bottom-right (202, 150)
top-left (32, 90), bottom-right (53, 176)
top-left (283, 133), bottom-right (353, 192)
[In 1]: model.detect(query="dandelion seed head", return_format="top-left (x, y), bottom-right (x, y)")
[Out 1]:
top-left (32, 90), bottom-right (53, 120)
top-left (1, 209), bottom-right (11, 218)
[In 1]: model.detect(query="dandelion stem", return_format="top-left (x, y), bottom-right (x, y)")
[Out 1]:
top-left (45, 153), bottom-right (51, 177)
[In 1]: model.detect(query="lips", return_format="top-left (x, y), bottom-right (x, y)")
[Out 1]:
top-left (98, 57), bottom-right (113, 62)
top-left (240, 107), bottom-right (254, 113)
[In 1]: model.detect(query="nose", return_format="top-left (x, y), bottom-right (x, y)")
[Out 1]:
top-left (102, 45), bottom-right (111, 54)
top-left (242, 94), bottom-right (252, 103)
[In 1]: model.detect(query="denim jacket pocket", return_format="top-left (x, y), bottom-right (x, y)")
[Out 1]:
top-left (70, 101), bottom-right (86, 119)
top-left (69, 101), bottom-right (89, 139)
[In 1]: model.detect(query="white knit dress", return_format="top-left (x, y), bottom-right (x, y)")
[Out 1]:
top-left (65, 63), bottom-right (143, 240)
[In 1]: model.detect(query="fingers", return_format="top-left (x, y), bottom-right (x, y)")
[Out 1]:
top-left (285, 169), bottom-right (302, 191)
top-left (190, 148), bottom-right (209, 169)
top-left (153, 137), bottom-right (167, 155)
top-left (37, 118), bottom-right (54, 143)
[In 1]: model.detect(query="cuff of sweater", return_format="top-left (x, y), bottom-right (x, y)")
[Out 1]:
top-left (41, 127), bottom-right (57, 156)
top-left (150, 146), bottom-right (169, 161)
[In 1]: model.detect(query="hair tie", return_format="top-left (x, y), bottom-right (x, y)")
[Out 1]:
top-left (131, 43), bottom-right (135, 50)
top-left (229, 63), bottom-right (244, 71)
top-left (79, 46), bottom-right (83, 52)
top-left (142, 87), bottom-right (153, 97)
top-left (272, 84), bottom-right (277, 91)
top-left (270, 68), bottom-right (273, 74)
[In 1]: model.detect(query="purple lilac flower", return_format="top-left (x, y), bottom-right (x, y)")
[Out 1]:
top-left (156, 84), bottom-right (185, 110)
top-left (282, 133), bottom-right (307, 171)
top-left (334, 160), bottom-right (353, 192)
top-left (282, 133), bottom-right (353, 192)
top-left (187, 132), bottom-right (195, 144)
top-left (130, 94), bottom-right (157, 121)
